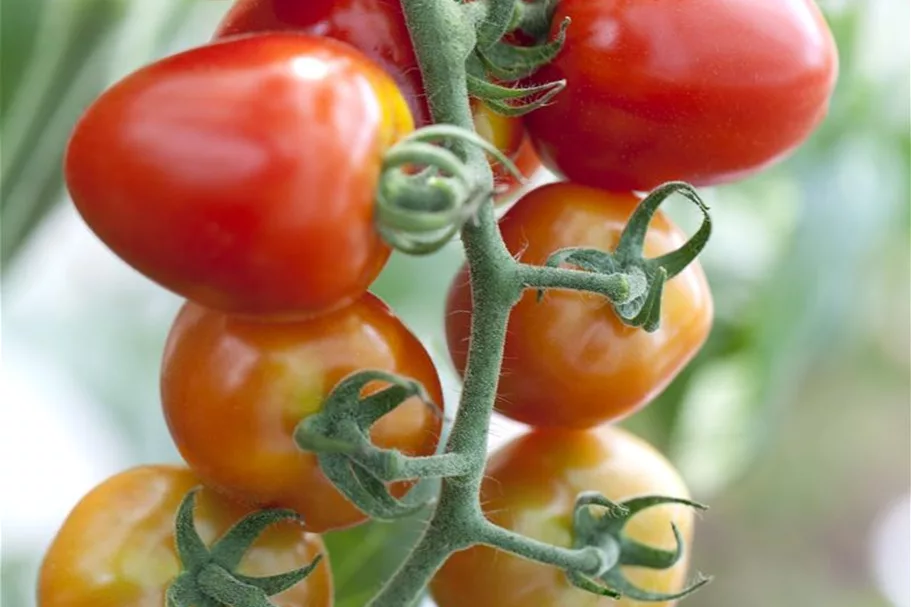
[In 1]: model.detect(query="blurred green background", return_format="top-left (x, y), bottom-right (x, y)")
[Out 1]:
top-left (1, 1), bottom-right (908, 606)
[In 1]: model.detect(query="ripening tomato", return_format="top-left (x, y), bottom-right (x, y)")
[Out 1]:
top-left (162, 293), bottom-right (443, 533)
top-left (472, 100), bottom-right (542, 200)
top-left (524, 0), bottom-right (839, 192)
top-left (38, 465), bottom-right (332, 607)
top-left (431, 426), bottom-right (694, 607)
top-left (65, 34), bottom-right (412, 318)
top-left (445, 183), bottom-right (712, 428)
top-left (215, 0), bottom-right (538, 196)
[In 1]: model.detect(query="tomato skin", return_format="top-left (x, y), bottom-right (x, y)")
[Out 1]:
top-left (524, 0), bottom-right (839, 192)
top-left (472, 100), bottom-right (542, 200)
top-left (216, 0), bottom-right (430, 126)
top-left (38, 465), bottom-right (332, 607)
top-left (162, 293), bottom-right (443, 533)
top-left (431, 426), bottom-right (694, 607)
top-left (65, 34), bottom-right (412, 318)
top-left (445, 183), bottom-right (712, 428)
top-left (215, 0), bottom-right (537, 197)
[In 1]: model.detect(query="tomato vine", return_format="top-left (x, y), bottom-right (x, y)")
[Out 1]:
top-left (43, 0), bottom-right (840, 605)
top-left (351, 0), bottom-right (709, 604)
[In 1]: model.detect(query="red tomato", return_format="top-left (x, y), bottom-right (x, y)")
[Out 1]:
top-left (38, 465), bottom-right (332, 607)
top-left (215, 0), bottom-right (537, 196)
top-left (445, 183), bottom-right (712, 428)
top-left (216, 0), bottom-right (430, 125)
top-left (431, 426), bottom-right (695, 607)
top-left (162, 293), bottom-right (444, 533)
top-left (523, 0), bottom-right (839, 192)
top-left (66, 34), bottom-right (412, 318)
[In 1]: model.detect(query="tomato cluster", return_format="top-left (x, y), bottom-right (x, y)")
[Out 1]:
top-left (45, 0), bottom-right (837, 604)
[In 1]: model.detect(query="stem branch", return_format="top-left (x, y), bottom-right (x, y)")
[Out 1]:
top-left (367, 0), bottom-right (524, 604)
top-left (518, 264), bottom-right (638, 303)
top-left (476, 522), bottom-right (611, 575)
top-left (359, 451), bottom-right (474, 482)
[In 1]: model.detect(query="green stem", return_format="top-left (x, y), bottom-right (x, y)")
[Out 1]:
top-left (518, 264), bottom-right (635, 303)
top-left (359, 451), bottom-right (474, 482)
top-left (366, 520), bottom-right (459, 607)
top-left (476, 522), bottom-right (611, 575)
top-left (367, 0), bottom-right (525, 604)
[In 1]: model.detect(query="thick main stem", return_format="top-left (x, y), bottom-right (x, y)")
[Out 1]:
top-left (367, 0), bottom-right (520, 605)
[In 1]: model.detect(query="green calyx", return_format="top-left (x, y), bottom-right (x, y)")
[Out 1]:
top-left (464, 0), bottom-right (569, 117)
top-left (543, 182), bottom-right (712, 332)
top-left (294, 370), bottom-right (471, 521)
top-left (567, 492), bottom-right (712, 602)
top-left (166, 490), bottom-right (322, 607)
top-left (511, 0), bottom-right (560, 40)
top-left (376, 125), bottom-right (525, 255)
top-left (466, 60), bottom-right (566, 117)
top-left (474, 17), bottom-right (569, 83)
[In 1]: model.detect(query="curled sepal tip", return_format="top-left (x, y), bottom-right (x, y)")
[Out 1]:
top-left (294, 369), bottom-right (465, 522)
top-left (467, 74), bottom-right (566, 117)
top-left (614, 181), bottom-right (712, 276)
top-left (566, 492), bottom-right (710, 602)
top-left (543, 182), bottom-right (711, 332)
top-left (377, 125), bottom-right (527, 255)
top-left (320, 454), bottom-right (430, 522)
top-left (165, 490), bottom-right (323, 607)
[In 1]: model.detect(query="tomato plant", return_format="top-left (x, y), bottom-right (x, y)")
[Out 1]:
top-left (446, 182), bottom-right (713, 428)
top-left (523, 0), bottom-right (839, 192)
top-left (431, 425), bottom-right (695, 607)
top-left (66, 33), bottom-right (412, 317)
top-left (43, 0), bottom-right (841, 601)
top-left (38, 465), bottom-right (332, 607)
top-left (214, 0), bottom-right (540, 196)
top-left (161, 293), bottom-right (444, 533)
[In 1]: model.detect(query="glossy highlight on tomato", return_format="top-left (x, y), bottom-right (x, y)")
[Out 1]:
top-left (431, 426), bottom-right (694, 607)
top-left (162, 293), bottom-right (444, 533)
top-left (216, 0), bottom-right (431, 126)
top-left (38, 465), bottom-right (332, 607)
top-left (446, 183), bottom-right (713, 428)
top-left (66, 34), bottom-right (413, 318)
top-left (215, 0), bottom-right (539, 196)
top-left (524, 0), bottom-right (839, 192)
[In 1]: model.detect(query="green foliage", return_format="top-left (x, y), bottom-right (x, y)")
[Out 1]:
top-left (325, 510), bottom-right (435, 607)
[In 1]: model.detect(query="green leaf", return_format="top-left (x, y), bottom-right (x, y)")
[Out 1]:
top-left (326, 505), bottom-right (435, 607)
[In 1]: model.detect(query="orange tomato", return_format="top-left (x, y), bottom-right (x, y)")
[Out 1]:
top-left (431, 426), bottom-right (694, 607)
top-left (162, 293), bottom-right (443, 532)
top-left (38, 465), bottom-right (332, 607)
top-left (472, 100), bottom-right (542, 201)
top-left (445, 183), bottom-right (713, 428)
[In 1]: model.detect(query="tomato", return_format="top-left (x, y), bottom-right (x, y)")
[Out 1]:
top-left (431, 426), bottom-right (694, 607)
top-left (215, 0), bottom-right (537, 197)
top-left (38, 465), bottom-right (332, 607)
top-left (216, 0), bottom-right (429, 125)
top-left (523, 0), bottom-right (839, 192)
top-left (162, 292), bottom-right (444, 533)
top-left (472, 100), bottom-right (542, 200)
top-left (65, 34), bottom-right (412, 318)
top-left (445, 183), bottom-right (712, 428)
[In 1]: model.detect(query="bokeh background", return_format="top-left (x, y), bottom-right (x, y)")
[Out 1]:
top-left (1, 1), bottom-right (909, 606)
